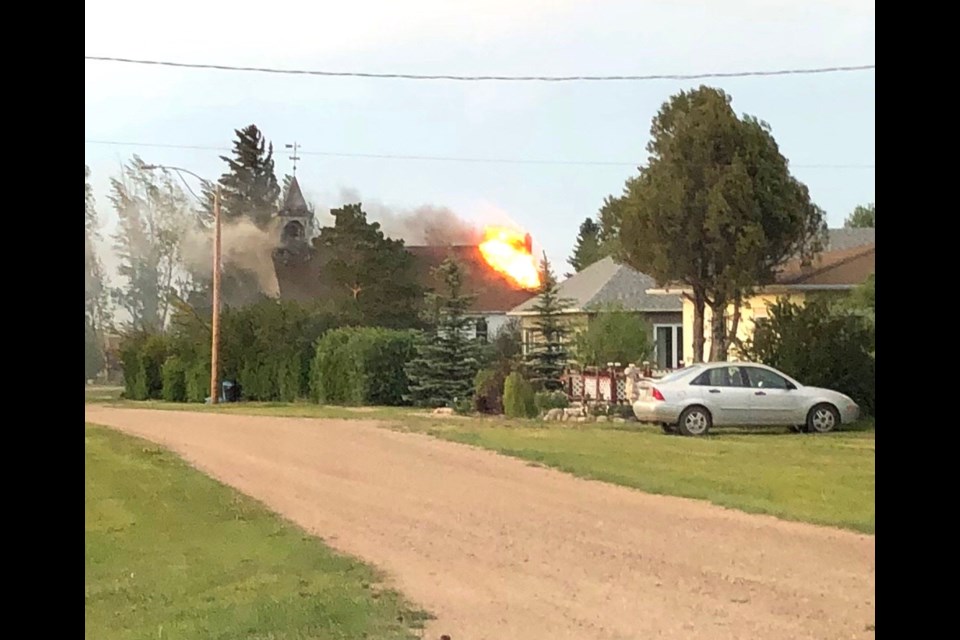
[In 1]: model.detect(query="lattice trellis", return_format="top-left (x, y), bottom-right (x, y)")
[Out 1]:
top-left (566, 373), bottom-right (627, 402)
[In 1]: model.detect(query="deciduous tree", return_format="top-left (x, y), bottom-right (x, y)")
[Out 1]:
top-left (110, 157), bottom-right (193, 330)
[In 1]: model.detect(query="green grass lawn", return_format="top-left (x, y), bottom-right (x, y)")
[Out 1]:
top-left (87, 393), bottom-right (875, 534)
top-left (84, 424), bottom-right (427, 640)
top-left (420, 421), bottom-right (875, 533)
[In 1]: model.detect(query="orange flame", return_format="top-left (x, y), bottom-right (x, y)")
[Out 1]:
top-left (478, 226), bottom-right (541, 290)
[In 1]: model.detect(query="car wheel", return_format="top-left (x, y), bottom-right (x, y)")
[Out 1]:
top-left (661, 423), bottom-right (677, 434)
top-left (677, 406), bottom-right (711, 437)
top-left (806, 403), bottom-right (840, 434)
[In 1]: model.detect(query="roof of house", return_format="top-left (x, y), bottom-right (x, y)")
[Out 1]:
top-left (406, 245), bottom-right (537, 314)
top-left (823, 227), bottom-right (875, 252)
top-left (508, 256), bottom-right (683, 315)
top-left (645, 228), bottom-right (876, 295)
top-left (775, 242), bottom-right (875, 286)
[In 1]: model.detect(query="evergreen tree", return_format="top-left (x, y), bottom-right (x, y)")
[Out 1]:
top-left (198, 125), bottom-right (282, 308)
top-left (568, 217), bottom-right (607, 272)
top-left (406, 258), bottom-right (482, 407)
top-left (525, 254), bottom-right (570, 391)
top-left (844, 203), bottom-right (875, 228)
top-left (313, 202), bottom-right (423, 328)
top-left (613, 86), bottom-right (826, 362)
top-left (217, 125), bottom-right (281, 228)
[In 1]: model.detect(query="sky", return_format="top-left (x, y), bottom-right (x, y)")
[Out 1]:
top-left (85, 0), bottom-right (875, 275)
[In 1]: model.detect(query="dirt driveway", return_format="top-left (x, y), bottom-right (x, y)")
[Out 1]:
top-left (85, 407), bottom-right (875, 640)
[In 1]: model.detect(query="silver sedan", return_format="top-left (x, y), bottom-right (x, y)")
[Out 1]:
top-left (632, 362), bottom-right (860, 436)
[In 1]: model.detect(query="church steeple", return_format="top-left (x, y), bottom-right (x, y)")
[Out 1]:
top-left (281, 176), bottom-right (309, 216)
top-left (278, 175), bottom-right (312, 245)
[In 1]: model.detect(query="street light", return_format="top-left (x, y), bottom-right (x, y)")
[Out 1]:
top-left (143, 164), bottom-right (222, 405)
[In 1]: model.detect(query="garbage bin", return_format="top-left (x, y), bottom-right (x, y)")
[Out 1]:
top-left (220, 380), bottom-right (240, 403)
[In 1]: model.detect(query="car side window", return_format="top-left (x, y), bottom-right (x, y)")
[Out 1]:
top-left (726, 366), bottom-right (747, 387)
top-left (745, 367), bottom-right (789, 390)
top-left (691, 367), bottom-right (747, 387)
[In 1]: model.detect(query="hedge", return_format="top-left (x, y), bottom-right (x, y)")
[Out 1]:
top-left (161, 356), bottom-right (187, 402)
top-left (310, 327), bottom-right (418, 406)
top-left (120, 332), bottom-right (169, 400)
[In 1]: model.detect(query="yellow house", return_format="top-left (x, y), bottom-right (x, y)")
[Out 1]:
top-left (649, 229), bottom-right (875, 363)
top-left (507, 257), bottom-right (685, 369)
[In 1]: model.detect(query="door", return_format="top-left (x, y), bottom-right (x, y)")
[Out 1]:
top-left (691, 365), bottom-right (756, 425)
top-left (654, 324), bottom-right (684, 370)
top-left (742, 366), bottom-right (802, 425)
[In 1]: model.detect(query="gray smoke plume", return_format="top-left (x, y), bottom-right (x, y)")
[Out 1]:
top-left (181, 218), bottom-right (281, 297)
top-left (331, 188), bottom-right (482, 246)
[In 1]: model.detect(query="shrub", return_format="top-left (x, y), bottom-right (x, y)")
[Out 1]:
top-left (310, 327), bottom-right (417, 406)
top-left (740, 298), bottom-right (876, 416)
top-left (609, 404), bottom-right (636, 420)
top-left (453, 396), bottom-right (474, 415)
top-left (473, 368), bottom-right (506, 414)
top-left (503, 372), bottom-right (537, 418)
top-left (277, 358), bottom-right (301, 403)
top-left (140, 334), bottom-right (170, 399)
top-left (119, 331), bottom-right (168, 400)
top-left (130, 359), bottom-right (148, 400)
top-left (185, 360), bottom-right (209, 403)
top-left (573, 305), bottom-right (650, 367)
top-left (161, 356), bottom-right (187, 402)
top-left (534, 390), bottom-right (569, 414)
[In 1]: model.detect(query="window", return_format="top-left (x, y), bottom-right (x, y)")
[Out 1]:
top-left (654, 324), bottom-right (684, 369)
top-left (744, 367), bottom-right (790, 390)
top-left (522, 329), bottom-right (535, 355)
top-left (691, 366), bottom-right (748, 387)
top-left (475, 318), bottom-right (488, 343)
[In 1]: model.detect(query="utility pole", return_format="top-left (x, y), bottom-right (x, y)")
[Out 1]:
top-left (210, 185), bottom-right (222, 404)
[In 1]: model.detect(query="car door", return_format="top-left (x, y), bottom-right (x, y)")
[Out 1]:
top-left (742, 366), bottom-right (802, 425)
top-left (691, 365), bottom-right (756, 425)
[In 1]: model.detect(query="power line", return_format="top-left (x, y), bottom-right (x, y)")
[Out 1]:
top-left (83, 139), bottom-right (875, 170)
top-left (85, 55), bottom-right (875, 82)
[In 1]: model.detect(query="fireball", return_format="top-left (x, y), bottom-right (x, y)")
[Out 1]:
top-left (478, 226), bottom-right (541, 290)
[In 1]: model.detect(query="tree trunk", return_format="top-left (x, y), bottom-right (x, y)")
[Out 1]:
top-left (708, 296), bottom-right (728, 362)
top-left (691, 287), bottom-right (706, 363)
top-left (727, 294), bottom-right (743, 358)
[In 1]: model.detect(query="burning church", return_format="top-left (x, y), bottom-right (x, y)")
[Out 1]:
top-left (270, 177), bottom-right (539, 338)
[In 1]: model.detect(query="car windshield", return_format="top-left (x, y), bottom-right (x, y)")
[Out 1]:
top-left (656, 365), bottom-right (702, 383)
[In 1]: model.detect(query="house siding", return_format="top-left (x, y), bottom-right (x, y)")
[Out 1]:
top-left (680, 293), bottom-right (808, 363)
top-left (517, 310), bottom-right (681, 364)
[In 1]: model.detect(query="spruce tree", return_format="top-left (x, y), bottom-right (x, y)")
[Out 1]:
top-left (197, 125), bottom-right (282, 308)
top-left (568, 217), bottom-right (607, 272)
top-left (211, 124), bottom-right (281, 229)
top-left (526, 254), bottom-right (570, 391)
top-left (406, 258), bottom-right (481, 407)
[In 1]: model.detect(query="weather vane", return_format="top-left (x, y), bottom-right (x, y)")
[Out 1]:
top-left (285, 142), bottom-right (301, 176)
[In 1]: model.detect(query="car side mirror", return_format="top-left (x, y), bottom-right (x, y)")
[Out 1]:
top-left (785, 382), bottom-right (797, 391)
